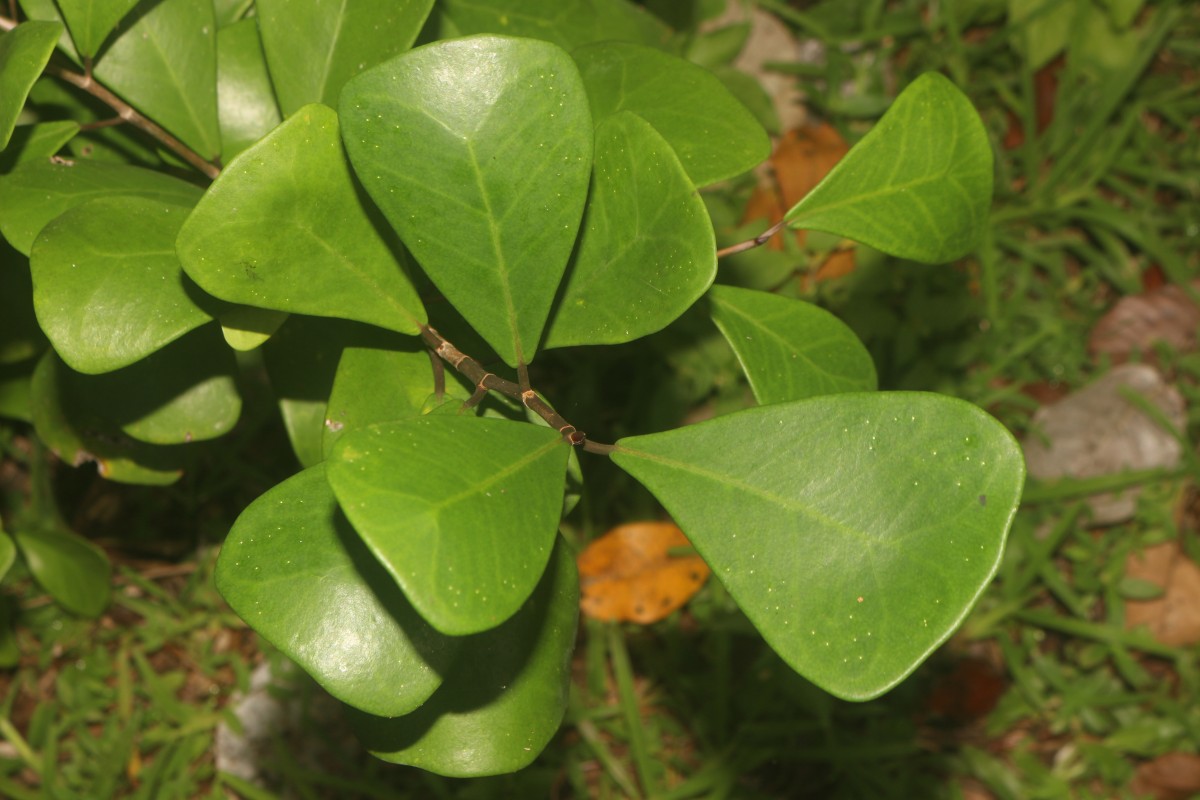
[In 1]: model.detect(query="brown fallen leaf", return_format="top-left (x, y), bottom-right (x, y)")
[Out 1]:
top-left (577, 521), bottom-right (710, 624)
top-left (1124, 541), bottom-right (1200, 647)
top-left (1088, 282), bottom-right (1200, 361)
top-left (1131, 752), bottom-right (1200, 800)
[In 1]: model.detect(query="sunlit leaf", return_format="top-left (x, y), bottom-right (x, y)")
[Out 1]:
top-left (708, 285), bottom-right (877, 404)
top-left (439, 0), bottom-right (670, 50)
top-left (31, 196), bottom-right (212, 374)
top-left (217, 465), bottom-right (460, 717)
top-left (349, 538), bottom-right (578, 776)
top-left (216, 305), bottom-right (288, 351)
top-left (0, 158), bottom-right (202, 255)
top-left (13, 525), bottom-right (111, 617)
top-left (178, 104), bottom-right (425, 336)
top-left (215, 19), bottom-right (280, 161)
top-left (327, 415), bottom-right (569, 635)
top-left (573, 41), bottom-right (769, 186)
top-left (53, 0), bottom-right (138, 58)
top-left (257, 0), bottom-right (433, 116)
top-left (612, 393), bottom-right (1024, 700)
top-left (0, 21), bottom-right (63, 150)
top-left (783, 73), bottom-right (993, 264)
top-left (340, 35), bottom-right (592, 367)
top-left (544, 112), bottom-right (715, 349)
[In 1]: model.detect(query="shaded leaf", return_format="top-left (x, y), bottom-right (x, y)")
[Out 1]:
top-left (440, 0), bottom-right (670, 50)
top-left (708, 285), bottom-right (876, 404)
top-left (217, 465), bottom-right (460, 716)
top-left (0, 158), bottom-right (202, 255)
top-left (349, 538), bottom-right (578, 777)
top-left (0, 527), bottom-right (15, 582)
top-left (0, 21), bottom-right (63, 150)
top-left (256, 0), bottom-right (433, 116)
top-left (215, 19), bottom-right (280, 162)
top-left (0, 120), bottom-right (79, 174)
top-left (340, 35), bottom-right (592, 367)
top-left (31, 196), bottom-right (212, 374)
top-left (54, 0), bottom-right (138, 58)
top-left (91, 0), bottom-right (219, 160)
top-left (612, 393), bottom-right (1025, 700)
top-left (544, 112), bottom-right (715, 349)
top-left (784, 73), bottom-right (993, 264)
top-left (573, 41), bottom-right (769, 187)
top-left (178, 104), bottom-right (425, 336)
top-left (0, 240), bottom-right (46, 364)
top-left (578, 521), bottom-right (710, 624)
top-left (327, 415), bottom-right (569, 635)
top-left (13, 525), bottom-right (111, 617)
top-left (0, 358), bottom-right (36, 422)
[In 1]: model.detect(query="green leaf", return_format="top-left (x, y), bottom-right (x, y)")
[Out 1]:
top-left (31, 350), bottom-right (186, 484)
top-left (13, 525), bottom-right (112, 617)
top-left (0, 21), bottom-right (63, 150)
top-left (612, 393), bottom-right (1025, 701)
top-left (543, 112), bottom-right (715, 349)
top-left (340, 35), bottom-right (592, 367)
top-left (0, 158), bottom-right (202, 255)
top-left (0, 599), bottom-right (17, 667)
top-left (349, 538), bottom-right (578, 776)
top-left (256, 0), bottom-right (434, 116)
top-left (31, 196), bottom-right (212, 374)
top-left (215, 19), bottom-right (280, 162)
top-left (54, 0), bottom-right (138, 58)
top-left (217, 465), bottom-right (460, 717)
top-left (92, 0), bottom-right (220, 159)
top-left (708, 285), bottom-right (877, 404)
top-left (216, 305), bottom-right (288, 351)
top-left (0, 240), bottom-right (46, 364)
top-left (440, 0), bottom-right (671, 51)
top-left (0, 527), bottom-right (16, 583)
top-left (0, 358), bottom-right (35, 422)
top-left (783, 73), bottom-right (993, 264)
top-left (178, 104), bottom-right (425, 336)
top-left (0, 120), bottom-right (80, 174)
top-left (573, 41), bottom-right (770, 187)
top-left (327, 415), bottom-right (569, 635)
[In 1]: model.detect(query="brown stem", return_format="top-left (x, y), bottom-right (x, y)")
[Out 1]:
top-left (716, 218), bottom-right (789, 258)
top-left (420, 325), bottom-right (609, 450)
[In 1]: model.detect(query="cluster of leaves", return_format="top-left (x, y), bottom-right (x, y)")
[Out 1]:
top-left (0, 0), bottom-right (1024, 777)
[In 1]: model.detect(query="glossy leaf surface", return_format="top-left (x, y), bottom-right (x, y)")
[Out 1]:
top-left (31, 196), bottom-right (211, 374)
top-left (217, 305), bottom-right (288, 351)
top-left (13, 525), bottom-right (111, 617)
top-left (0, 21), bottom-right (62, 150)
top-left (178, 104), bottom-right (425, 336)
top-left (350, 539), bottom-right (578, 776)
top-left (217, 465), bottom-right (460, 717)
top-left (93, 0), bottom-right (220, 159)
top-left (257, 0), bottom-right (433, 116)
top-left (54, 0), bottom-right (137, 57)
top-left (215, 19), bottom-right (280, 162)
top-left (340, 35), bottom-right (592, 367)
top-left (328, 415), bottom-right (569, 635)
top-left (0, 159), bottom-right (202, 255)
top-left (708, 285), bottom-right (877, 404)
top-left (613, 393), bottom-right (1025, 700)
top-left (573, 41), bottom-right (769, 187)
top-left (439, 0), bottom-right (669, 50)
top-left (544, 112), bottom-right (715, 348)
top-left (783, 73), bottom-right (992, 264)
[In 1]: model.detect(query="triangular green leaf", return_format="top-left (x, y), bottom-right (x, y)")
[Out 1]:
top-left (0, 21), bottom-right (63, 150)
top-left (349, 538), bottom-right (578, 776)
top-left (217, 465), bottom-right (461, 717)
top-left (92, 0), bottom-right (220, 160)
top-left (783, 73), bottom-right (993, 264)
top-left (215, 19), bottom-right (280, 162)
top-left (544, 111), bottom-right (715, 349)
top-left (573, 41), bottom-right (770, 187)
top-left (0, 158), bottom-right (202, 255)
top-left (178, 104), bottom-right (425, 336)
top-left (327, 415), bottom-right (569, 635)
top-left (340, 35), bottom-right (593, 367)
top-left (256, 0), bottom-right (434, 116)
top-left (708, 285), bottom-right (877, 404)
top-left (13, 525), bottom-right (111, 617)
top-left (612, 393), bottom-right (1024, 701)
top-left (31, 196), bottom-right (212, 374)
top-left (53, 0), bottom-right (138, 58)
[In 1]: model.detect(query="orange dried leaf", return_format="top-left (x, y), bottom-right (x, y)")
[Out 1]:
top-left (577, 521), bottom-right (710, 624)
top-left (771, 123), bottom-right (849, 211)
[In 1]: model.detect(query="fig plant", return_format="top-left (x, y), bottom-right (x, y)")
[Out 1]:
top-left (0, 0), bottom-right (1024, 777)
